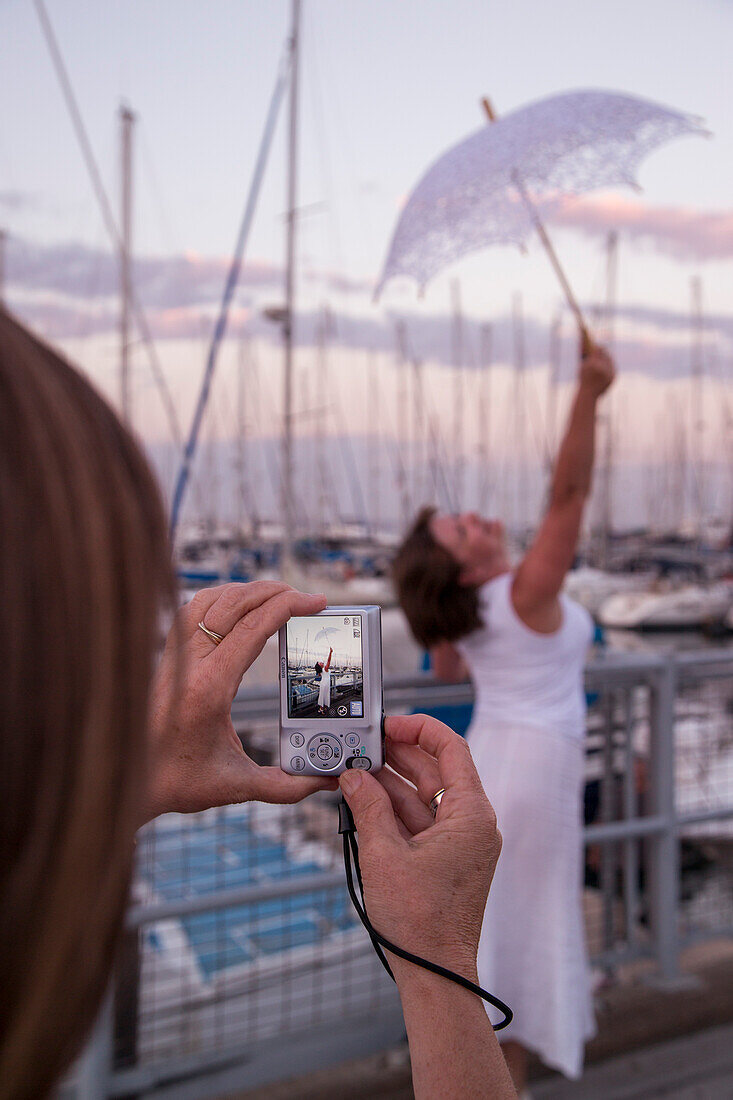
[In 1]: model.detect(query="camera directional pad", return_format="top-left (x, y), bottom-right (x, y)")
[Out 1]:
top-left (307, 733), bottom-right (343, 770)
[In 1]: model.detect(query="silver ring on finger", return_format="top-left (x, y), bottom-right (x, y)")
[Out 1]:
top-left (429, 788), bottom-right (447, 817)
top-left (197, 620), bottom-right (224, 645)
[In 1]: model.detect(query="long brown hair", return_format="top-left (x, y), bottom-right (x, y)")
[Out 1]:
top-left (392, 507), bottom-right (482, 649)
top-left (0, 309), bottom-right (174, 1099)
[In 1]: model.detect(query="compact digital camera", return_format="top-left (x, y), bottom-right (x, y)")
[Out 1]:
top-left (278, 605), bottom-right (384, 777)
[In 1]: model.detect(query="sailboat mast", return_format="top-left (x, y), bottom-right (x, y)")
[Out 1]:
top-left (598, 229), bottom-right (618, 567)
top-left (119, 105), bottom-right (134, 423)
top-left (281, 0), bottom-right (300, 579)
top-left (672, 395), bottom-right (687, 534)
top-left (512, 292), bottom-right (527, 540)
top-left (251, 347), bottom-right (262, 538)
top-left (396, 321), bottom-right (426, 508)
top-left (316, 308), bottom-right (330, 535)
top-left (0, 229), bottom-right (6, 305)
top-left (367, 349), bottom-right (381, 535)
top-left (690, 276), bottom-right (705, 545)
top-left (477, 323), bottom-right (492, 514)
top-left (236, 335), bottom-right (257, 539)
top-left (411, 348), bottom-right (425, 508)
top-left (391, 326), bottom-right (413, 522)
top-left (451, 279), bottom-right (464, 509)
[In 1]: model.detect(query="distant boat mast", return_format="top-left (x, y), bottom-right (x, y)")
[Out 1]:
top-left (119, 105), bottom-right (135, 424)
top-left (0, 229), bottom-right (6, 306)
top-left (690, 276), bottom-right (705, 546)
top-left (477, 322), bottom-right (492, 515)
top-left (281, 0), bottom-right (301, 578)
top-left (450, 279), bottom-right (464, 509)
top-left (168, 18), bottom-right (293, 538)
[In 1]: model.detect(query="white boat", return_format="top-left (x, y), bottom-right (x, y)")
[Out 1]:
top-left (316, 573), bottom-right (395, 607)
top-left (599, 581), bottom-right (733, 630)
top-left (564, 566), bottom-right (654, 617)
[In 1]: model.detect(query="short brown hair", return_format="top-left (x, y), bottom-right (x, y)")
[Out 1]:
top-left (0, 308), bottom-right (174, 1098)
top-left (392, 507), bottom-right (482, 649)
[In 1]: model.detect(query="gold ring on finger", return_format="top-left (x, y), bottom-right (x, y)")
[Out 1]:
top-left (197, 620), bottom-right (224, 645)
top-left (429, 788), bottom-right (447, 817)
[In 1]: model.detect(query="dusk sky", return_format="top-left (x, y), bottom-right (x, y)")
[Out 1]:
top-left (2, 0), bottom-right (732, 526)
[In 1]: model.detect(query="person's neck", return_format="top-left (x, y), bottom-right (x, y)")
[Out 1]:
top-left (472, 562), bottom-right (511, 587)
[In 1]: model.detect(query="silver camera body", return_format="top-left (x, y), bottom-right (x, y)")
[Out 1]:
top-left (278, 605), bottom-right (384, 776)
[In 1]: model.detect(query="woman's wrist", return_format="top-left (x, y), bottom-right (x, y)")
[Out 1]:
top-left (577, 375), bottom-right (602, 404)
top-left (390, 947), bottom-right (480, 996)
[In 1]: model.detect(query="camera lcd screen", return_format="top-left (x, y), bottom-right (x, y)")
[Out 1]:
top-left (286, 615), bottom-right (364, 719)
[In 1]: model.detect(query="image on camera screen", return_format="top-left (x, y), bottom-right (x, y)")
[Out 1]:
top-left (286, 615), bottom-right (364, 719)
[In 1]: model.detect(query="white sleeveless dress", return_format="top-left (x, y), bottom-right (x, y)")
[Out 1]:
top-left (455, 572), bottom-right (595, 1079)
top-left (317, 668), bottom-right (331, 709)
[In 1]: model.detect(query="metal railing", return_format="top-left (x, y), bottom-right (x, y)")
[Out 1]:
top-left (72, 647), bottom-right (733, 1098)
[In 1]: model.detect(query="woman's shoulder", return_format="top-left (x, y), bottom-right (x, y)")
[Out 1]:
top-left (477, 570), bottom-right (513, 607)
top-left (456, 572), bottom-right (513, 651)
top-left (560, 589), bottom-right (595, 637)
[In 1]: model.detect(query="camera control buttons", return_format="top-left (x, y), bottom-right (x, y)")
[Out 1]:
top-left (345, 732), bottom-right (360, 748)
top-left (307, 734), bottom-right (343, 770)
top-left (289, 732), bottom-right (305, 748)
top-left (347, 756), bottom-right (371, 770)
top-left (290, 756), bottom-right (305, 772)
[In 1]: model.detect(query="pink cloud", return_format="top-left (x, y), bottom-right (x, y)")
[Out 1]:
top-left (545, 193), bottom-right (733, 261)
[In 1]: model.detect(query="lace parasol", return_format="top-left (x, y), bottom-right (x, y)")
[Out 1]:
top-left (376, 89), bottom-right (708, 334)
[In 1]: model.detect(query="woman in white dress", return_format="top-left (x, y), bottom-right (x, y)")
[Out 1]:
top-left (392, 343), bottom-right (615, 1091)
top-left (316, 646), bottom-right (333, 714)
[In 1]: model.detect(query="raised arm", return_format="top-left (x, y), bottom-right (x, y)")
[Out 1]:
top-left (512, 343), bottom-right (615, 632)
top-left (324, 646), bottom-right (333, 672)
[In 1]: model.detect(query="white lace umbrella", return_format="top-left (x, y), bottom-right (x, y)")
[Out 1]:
top-left (376, 89), bottom-right (708, 339)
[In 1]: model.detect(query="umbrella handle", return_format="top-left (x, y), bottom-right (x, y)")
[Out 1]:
top-left (481, 98), bottom-right (594, 357)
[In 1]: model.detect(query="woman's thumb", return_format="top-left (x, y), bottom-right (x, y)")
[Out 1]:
top-left (339, 770), bottom-right (398, 844)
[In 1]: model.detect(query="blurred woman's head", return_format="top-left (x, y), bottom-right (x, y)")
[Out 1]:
top-left (0, 309), bottom-right (174, 1097)
top-left (392, 507), bottom-right (509, 648)
top-left (430, 510), bottom-right (508, 582)
top-left (315, 661), bottom-right (323, 674)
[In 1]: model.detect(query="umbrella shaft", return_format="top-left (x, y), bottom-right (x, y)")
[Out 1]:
top-left (510, 169), bottom-right (589, 345)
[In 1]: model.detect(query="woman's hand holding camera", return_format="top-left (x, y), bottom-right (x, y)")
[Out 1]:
top-left (146, 581), bottom-right (338, 821)
top-left (340, 714), bottom-right (515, 1099)
top-left (339, 713), bottom-right (501, 981)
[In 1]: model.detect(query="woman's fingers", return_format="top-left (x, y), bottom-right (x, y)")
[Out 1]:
top-left (377, 766), bottom-right (434, 836)
top-left (385, 712), bottom-right (482, 800)
top-left (385, 740), bottom-right (443, 807)
top-left (386, 716), bottom-right (497, 835)
top-left (241, 764), bottom-right (338, 804)
top-left (211, 587), bottom-right (327, 694)
top-left (187, 581), bottom-right (293, 653)
top-left (179, 582), bottom-right (258, 640)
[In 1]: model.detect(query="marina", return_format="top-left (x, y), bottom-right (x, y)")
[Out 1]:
top-left (4, 0), bottom-right (733, 1097)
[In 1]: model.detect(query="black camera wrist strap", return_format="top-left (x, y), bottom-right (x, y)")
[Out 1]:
top-left (338, 798), bottom-right (513, 1031)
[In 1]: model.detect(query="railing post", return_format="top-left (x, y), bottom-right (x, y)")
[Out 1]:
top-left (600, 688), bottom-right (616, 958)
top-left (646, 660), bottom-right (683, 987)
top-left (75, 986), bottom-right (113, 1099)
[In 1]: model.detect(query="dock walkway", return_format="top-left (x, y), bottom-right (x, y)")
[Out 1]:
top-left (232, 940), bottom-right (733, 1100)
top-left (534, 1021), bottom-right (733, 1098)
